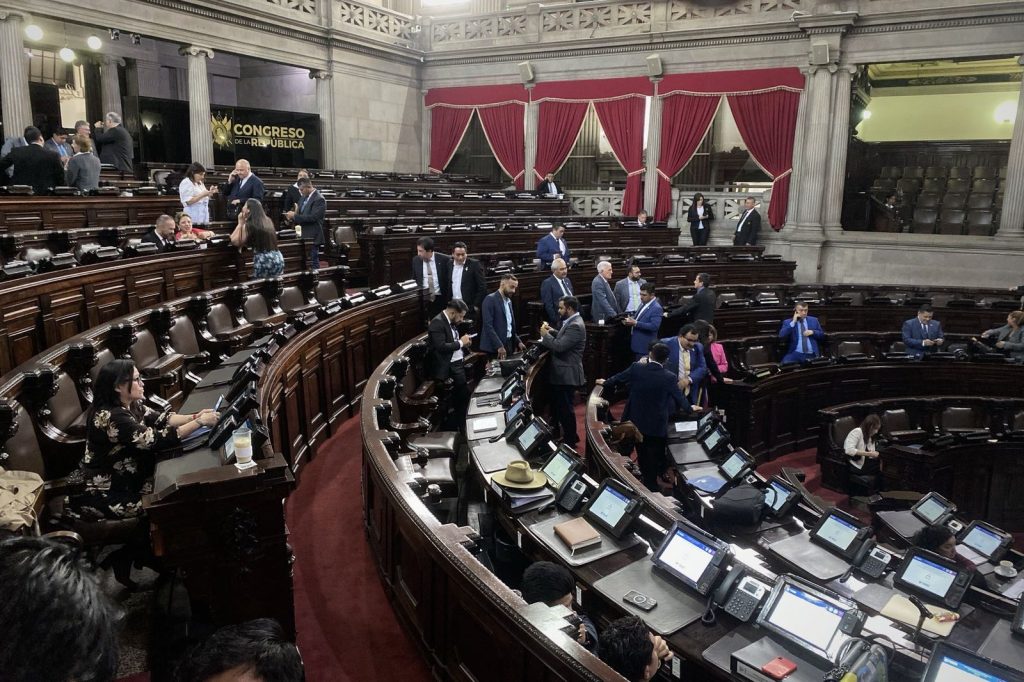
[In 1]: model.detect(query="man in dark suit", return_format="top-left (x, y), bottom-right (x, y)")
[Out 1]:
top-left (540, 258), bottom-right (574, 326)
top-left (480, 274), bottom-right (524, 359)
top-left (92, 112), bottom-right (133, 173)
top-left (536, 224), bottom-right (569, 271)
top-left (624, 283), bottom-right (663, 360)
top-left (779, 302), bottom-right (825, 363)
top-left (411, 236), bottom-right (451, 318)
top-left (427, 299), bottom-right (473, 429)
top-left (284, 177), bottom-right (325, 272)
top-left (661, 324), bottom-right (707, 407)
top-left (223, 159), bottom-right (265, 220)
top-left (536, 172), bottom-right (560, 196)
top-left (902, 305), bottom-right (945, 359)
top-left (141, 214), bottom-right (176, 252)
top-left (0, 126), bottom-right (64, 195)
top-left (281, 169), bottom-right (309, 217)
top-left (539, 296), bottom-right (586, 448)
top-left (666, 273), bottom-right (716, 325)
top-left (43, 129), bottom-right (71, 165)
top-left (600, 342), bottom-right (693, 491)
top-left (448, 241), bottom-right (486, 322)
top-left (591, 261), bottom-right (622, 322)
top-left (733, 196), bottom-right (762, 246)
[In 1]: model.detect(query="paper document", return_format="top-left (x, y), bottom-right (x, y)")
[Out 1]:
top-left (674, 421), bottom-right (699, 435)
top-left (471, 417), bottom-right (498, 433)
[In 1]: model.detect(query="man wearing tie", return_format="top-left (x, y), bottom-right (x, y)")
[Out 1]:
top-left (448, 241), bottom-right (486, 322)
top-left (427, 299), bottom-right (473, 429)
top-left (141, 214), bottom-right (176, 252)
top-left (733, 196), bottom-right (762, 246)
top-left (623, 283), bottom-right (663, 360)
top-left (481, 274), bottom-right (525, 359)
top-left (779, 303), bottom-right (825, 364)
top-left (284, 177), bottom-right (325, 272)
top-left (540, 258), bottom-right (574, 326)
top-left (539, 296), bottom-right (587, 448)
top-left (536, 224), bottom-right (570, 271)
top-left (411, 236), bottom-right (451, 318)
top-left (661, 324), bottom-right (707, 408)
top-left (614, 263), bottom-right (647, 314)
top-left (44, 129), bottom-right (71, 166)
top-left (902, 305), bottom-right (945, 359)
top-left (591, 261), bottom-right (622, 322)
top-left (536, 172), bottom-right (560, 196)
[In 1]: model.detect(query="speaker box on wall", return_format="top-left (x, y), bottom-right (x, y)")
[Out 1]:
top-left (646, 54), bottom-right (663, 78)
top-left (518, 61), bottom-right (535, 84)
top-left (810, 43), bottom-right (831, 65)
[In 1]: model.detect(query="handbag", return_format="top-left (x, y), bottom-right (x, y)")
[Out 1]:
top-left (0, 469), bottom-right (44, 532)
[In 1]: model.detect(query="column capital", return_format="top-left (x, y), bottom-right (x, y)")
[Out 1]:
top-left (99, 55), bottom-right (125, 68)
top-left (309, 70), bottom-right (332, 81)
top-left (0, 8), bottom-right (30, 23)
top-left (179, 44), bottom-right (214, 60)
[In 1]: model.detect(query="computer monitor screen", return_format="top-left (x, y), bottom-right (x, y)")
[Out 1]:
top-left (703, 426), bottom-right (725, 453)
top-left (513, 420), bottom-right (543, 454)
top-left (541, 447), bottom-right (577, 489)
top-left (764, 582), bottom-right (848, 661)
top-left (923, 643), bottom-right (1024, 682)
top-left (505, 398), bottom-right (526, 423)
top-left (900, 554), bottom-right (957, 601)
top-left (499, 379), bottom-right (520, 404)
top-left (719, 450), bottom-right (749, 480)
top-left (914, 493), bottom-right (953, 525)
top-left (767, 480), bottom-right (796, 513)
top-left (815, 513), bottom-right (860, 554)
top-left (652, 522), bottom-right (727, 594)
top-left (697, 411), bottom-right (716, 431)
top-left (961, 523), bottom-right (1004, 559)
top-left (587, 484), bottom-right (630, 530)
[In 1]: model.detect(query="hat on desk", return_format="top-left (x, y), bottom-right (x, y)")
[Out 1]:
top-left (492, 460), bottom-right (547, 490)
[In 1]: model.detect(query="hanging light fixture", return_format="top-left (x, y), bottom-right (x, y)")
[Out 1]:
top-left (24, 24), bottom-right (43, 41)
top-left (87, 35), bottom-right (102, 50)
top-left (59, 23), bottom-right (75, 62)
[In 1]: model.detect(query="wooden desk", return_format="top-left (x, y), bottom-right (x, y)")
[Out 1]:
top-left (0, 196), bottom-right (184, 231)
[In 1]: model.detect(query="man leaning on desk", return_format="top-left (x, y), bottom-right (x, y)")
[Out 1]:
top-left (427, 299), bottom-right (473, 429)
top-left (539, 295), bottom-right (587, 449)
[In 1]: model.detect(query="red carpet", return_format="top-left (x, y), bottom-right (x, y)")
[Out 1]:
top-left (286, 418), bottom-right (433, 682)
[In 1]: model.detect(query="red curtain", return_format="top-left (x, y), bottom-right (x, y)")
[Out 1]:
top-left (428, 106), bottom-right (474, 174)
top-left (594, 96), bottom-right (646, 216)
top-left (478, 103), bottom-right (526, 190)
top-left (727, 90), bottom-right (800, 230)
top-left (654, 94), bottom-right (721, 221)
top-left (533, 100), bottom-right (589, 181)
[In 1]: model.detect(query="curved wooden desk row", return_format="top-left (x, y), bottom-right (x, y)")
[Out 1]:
top-left (358, 336), bottom-right (623, 681)
top-left (0, 239), bottom-right (323, 375)
top-left (0, 195), bottom-right (185, 231)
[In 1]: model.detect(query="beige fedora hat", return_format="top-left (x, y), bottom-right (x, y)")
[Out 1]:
top-left (491, 460), bottom-right (547, 490)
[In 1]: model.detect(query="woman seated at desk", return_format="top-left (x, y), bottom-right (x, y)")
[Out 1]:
top-left (175, 211), bottom-right (215, 241)
top-left (978, 310), bottom-right (1024, 362)
top-left (912, 525), bottom-right (978, 575)
top-left (844, 414), bottom-right (882, 491)
top-left (64, 359), bottom-right (219, 586)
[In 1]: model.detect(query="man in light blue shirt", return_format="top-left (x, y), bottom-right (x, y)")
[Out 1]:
top-left (779, 303), bottom-right (825, 363)
top-left (614, 263), bottom-right (647, 314)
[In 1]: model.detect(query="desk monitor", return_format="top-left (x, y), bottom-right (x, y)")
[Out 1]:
top-left (718, 448), bottom-right (754, 482)
top-left (505, 397), bottom-right (528, 424)
top-left (756, 574), bottom-right (863, 667)
top-left (894, 548), bottom-right (973, 610)
top-left (809, 508), bottom-right (871, 562)
top-left (913, 492), bottom-right (956, 526)
top-left (695, 410), bottom-right (720, 440)
top-left (764, 476), bottom-right (801, 519)
top-left (583, 479), bottom-right (644, 540)
top-left (699, 423), bottom-right (730, 459)
top-left (541, 445), bottom-right (582, 490)
top-left (958, 520), bottom-right (1013, 564)
top-left (652, 520), bottom-right (730, 596)
top-left (511, 417), bottom-right (552, 460)
top-left (499, 377), bottom-right (524, 407)
top-left (922, 642), bottom-right (1024, 682)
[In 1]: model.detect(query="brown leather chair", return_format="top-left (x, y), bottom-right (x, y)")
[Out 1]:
top-left (279, 285), bottom-right (321, 315)
top-left (835, 340), bottom-right (872, 360)
top-left (46, 371), bottom-right (88, 440)
top-left (129, 329), bottom-right (184, 400)
top-left (946, 178), bottom-right (971, 194)
top-left (166, 314), bottom-right (215, 369)
top-left (315, 278), bottom-right (341, 304)
top-left (910, 208), bottom-right (937, 234)
top-left (206, 303), bottom-right (254, 346)
top-left (243, 293), bottom-right (287, 332)
top-left (924, 166), bottom-right (947, 179)
top-left (743, 345), bottom-right (777, 369)
top-left (947, 167), bottom-right (970, 179)
top-left (881, 408), bottom-right (926, 442)
top-left (965, 210), bottom-right (994, 236)
top-left (936, 208), bottom-right (965, 235)
top-left (940, 406), bottom-right (985, 433)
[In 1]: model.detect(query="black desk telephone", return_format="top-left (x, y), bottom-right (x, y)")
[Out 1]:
top-left (712, 566), bottom-right (770, 623)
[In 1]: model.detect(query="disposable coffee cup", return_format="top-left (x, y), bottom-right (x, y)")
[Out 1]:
top-left (295, 224), bottom-right (303, 238)
top-left (233, 428), bottom-right (253, 465)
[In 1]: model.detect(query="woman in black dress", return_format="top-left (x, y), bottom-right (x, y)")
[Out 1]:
top-left (687, 193), bottom-right (714, 246)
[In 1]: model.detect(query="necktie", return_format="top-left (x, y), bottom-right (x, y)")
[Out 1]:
top-left (922, 323), bottom-right (927, 338)
top-left (680, 347), bottom-right (691, 396)
top-left (426, 261), bottom-right (436, 302)
top-left (799, 320), bottom-right (810, 353)
top-left (558, 278), bottom-right (569, 297)
top-left (630, 282), bottom-right (640, 311)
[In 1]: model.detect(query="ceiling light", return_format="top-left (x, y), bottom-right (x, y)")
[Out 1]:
top-left (994, 100), bottom-right (1017, 124)
top-left (87, 35), bottom-right (102, 50)
top-left (24, 24), bottom-right (43, 41)
top-left (860, 109), bottom-right (872, 120)
top-left (59, 46), bottom-right (75, 62)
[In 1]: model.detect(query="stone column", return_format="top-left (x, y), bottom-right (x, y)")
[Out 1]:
top-left (99, 55), bottom-right (125, 118)
top-left (179, 45), bottom-right (214, 167)
top-left (0, 9), bottom-right (32, 135)
top-left (524, 93), bottom-right (539, 190)
top-left (421, 90), bottom-right (431, 173)
top-left (999, 56), bottom-right (1024, 237)
top-left (785, 81), bottom-right (810, 219)
top-left (822, 65), bottom-right (856, 230)
top-left (792, 65), bottom-right (833, 228)
top-left (643, 83), bottom-right (663, 215)
top-left (310, 70), bottom-right (335, 170)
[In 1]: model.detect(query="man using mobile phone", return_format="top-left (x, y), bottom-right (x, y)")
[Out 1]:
top-left (222, 159), bottom-right (265, 220)
top-left (427, 299), bottom-right (473, 428)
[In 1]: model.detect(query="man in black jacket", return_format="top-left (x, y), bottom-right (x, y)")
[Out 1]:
top-left (733, 196), bottom-right (762, 246)
top-left (223, 159), bottom-right (266, 220)
top-left (448, 241), bottom-right (486, 323)
top-left (666, 272), bottom-right (716, 325)
top-left (412, 236), bottom-right (451, 318)
top-left (284, 177), bottom-right (325, 271)
top-left (141, 214), bottom-right (176, 252)
top-left (427, 299), bottom-right (473, 429)
top-left (92, 112), bottom-right (133, 173)
top-left (0, 127), bottom-right (64, 195)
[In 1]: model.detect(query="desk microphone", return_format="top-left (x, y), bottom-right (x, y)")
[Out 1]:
top-left (908, 594), bottom-right (934, 620)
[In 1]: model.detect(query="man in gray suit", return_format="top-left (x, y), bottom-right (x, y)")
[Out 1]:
top-left (539, 295), bottom-right (587, 448)
top-left (591, 260), bottom-right (622, 322)
top-left (613, 263), bottom-right (647, 314)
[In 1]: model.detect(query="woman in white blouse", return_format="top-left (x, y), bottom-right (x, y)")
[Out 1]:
top-left (844, 413), bottom-right (882, 472)
top-left (178, 162), bottom-right (218, 225)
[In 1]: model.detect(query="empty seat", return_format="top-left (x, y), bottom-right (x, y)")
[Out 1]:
top-left (902, 166), bottom-right (924, 179)
top-left (965, 210), bottom-right (994, 236)
top-left (972, 178), bottom-right (997, 194)
top-left (941, 192), bottom-right (967, 209)
top-left (835, 340), bottom-right (871, 359)
top-left (896, 178), bottom-right (920, 194)
top-left (882, 408), bottom-right (926, 441)
top-left (872, 178), bottom-right (895, 191)
top-left (910, 208), bottom-right (937, 234)
top-left (947, 167), bottom-right (970, 179)
top-left (946, 178), bottom-right (970, 194)
top-left (966, 193), bottom-right (994, 210)
top-left (921, 178), bottom-right (945, 193)
top-left (743, 345), bottom-right (777, 368)
top-left (937, 208), bottom-right (965, 235)
top-left (880, 166), bottom-right (902, 179)
top-left (973, 166), bottom-right (997, 179)
top-left (924, 166), bottom-right (947, 179)
top-left (915, 192), bottom-right (940, 209)
top-left (941, 406), bottom-right (986, 432)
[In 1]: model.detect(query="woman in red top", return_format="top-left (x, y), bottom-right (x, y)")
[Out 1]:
top-left (175, 211), bottom-right (215, 241)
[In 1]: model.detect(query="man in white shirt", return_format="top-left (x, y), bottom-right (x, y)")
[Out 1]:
top-left (537, 172), bottom-right (560, 196)
top-left (427, 299), bottom-right (473, 428)
top-left (614, 264), bottom-right (647, 314)
top-left (448, 241), bottom-right (486, 322)
top-left (733, 196), bottom-right (762, 246)
top-left (412, 236), bottom-right (451, 317)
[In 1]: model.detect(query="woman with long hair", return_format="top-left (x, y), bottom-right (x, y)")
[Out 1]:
top-left (178, 161), bottom-right (218, 226)
top-left (230, 198), bottom-right (285, 279)
top-left (686, 192), bottom-right (714, 246)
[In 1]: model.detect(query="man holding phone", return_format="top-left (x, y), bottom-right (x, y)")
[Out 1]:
top-left (428, 299), bottom-right (473, 428)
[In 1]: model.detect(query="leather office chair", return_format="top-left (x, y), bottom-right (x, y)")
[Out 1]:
top-left (129, 329), bottom-right (184, 401)
top-left (742, 345), bottom-right (777, 369)
top-left (921, 178), bottom-right (945, 193)
top-left (881, 408), bottom-right (927, 443)
top-left (940, 406), bottom-right (986, 434)
top-left (915, 192), bottom-right (940, 209)
top-left (243, 292), bottom-right (288, 332)
top-left (936, 208), bottom-right (965, 235)
top-left (924, 166), bottom-right (947, 179)
top-left (947, 167), bottom-right (970, 179)
top-left (965, 210), bottom-right (994, 236)
top-left (902, 166), bottom-right (924, 179)
top-left (910, 208), bottom-right (937, 234)
top-left (945, 178), bottom-right (970, 194)
top-left (973, 166), bottom-right (997, 180)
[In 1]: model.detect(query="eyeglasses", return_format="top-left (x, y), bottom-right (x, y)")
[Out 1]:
top-left (132, 376), bottom-right (144, 384)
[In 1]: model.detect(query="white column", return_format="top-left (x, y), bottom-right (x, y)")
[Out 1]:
top-left (0, 9), bottom-right (31, 135)
top-left (99, 55), bottom-right (125, 118)
top-left (822, 66), bottom-right (856, 230)
top-left (643, 84), bottom-right (663, 215)
top-left (786, 80), bottom-right (810, 218)
top-left (523, 94), bottom-right (539, 190)
top-left (179, 45), bottom-right (214, 167)
top-left (421, 91), bottom-right (431, 173)
top-left (310, 70), bottom-right (335, 170)
top-left (792, 65), bottom-right (833, 227)
top-left (999, 56), bottom-right (1024, 237)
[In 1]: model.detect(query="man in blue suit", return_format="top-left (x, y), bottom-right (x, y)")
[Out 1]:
top-left (540, 258), bottom-right (573, 326)
top-left (779, 302), bottom-right (826, 363)
top-left (536, 224), bottom-right (569, 271)
top-left (624, 283), bottom-right (663, 359)
top-left (600, 342), bottom-right (694, 491)
top-left (591, 260), bottom-right (622, 322)
top-left (480, 274), bottom-right (525, 359)
top-left (902, 305), bottom-right (945, 359)
top-left (661, 324), bottom-right (707, 407)
top-left (223, 159), bottom-right (266, 219)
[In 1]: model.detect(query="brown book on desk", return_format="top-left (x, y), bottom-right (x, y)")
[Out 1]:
top-left (554, 517), bottom-right (602, 554)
